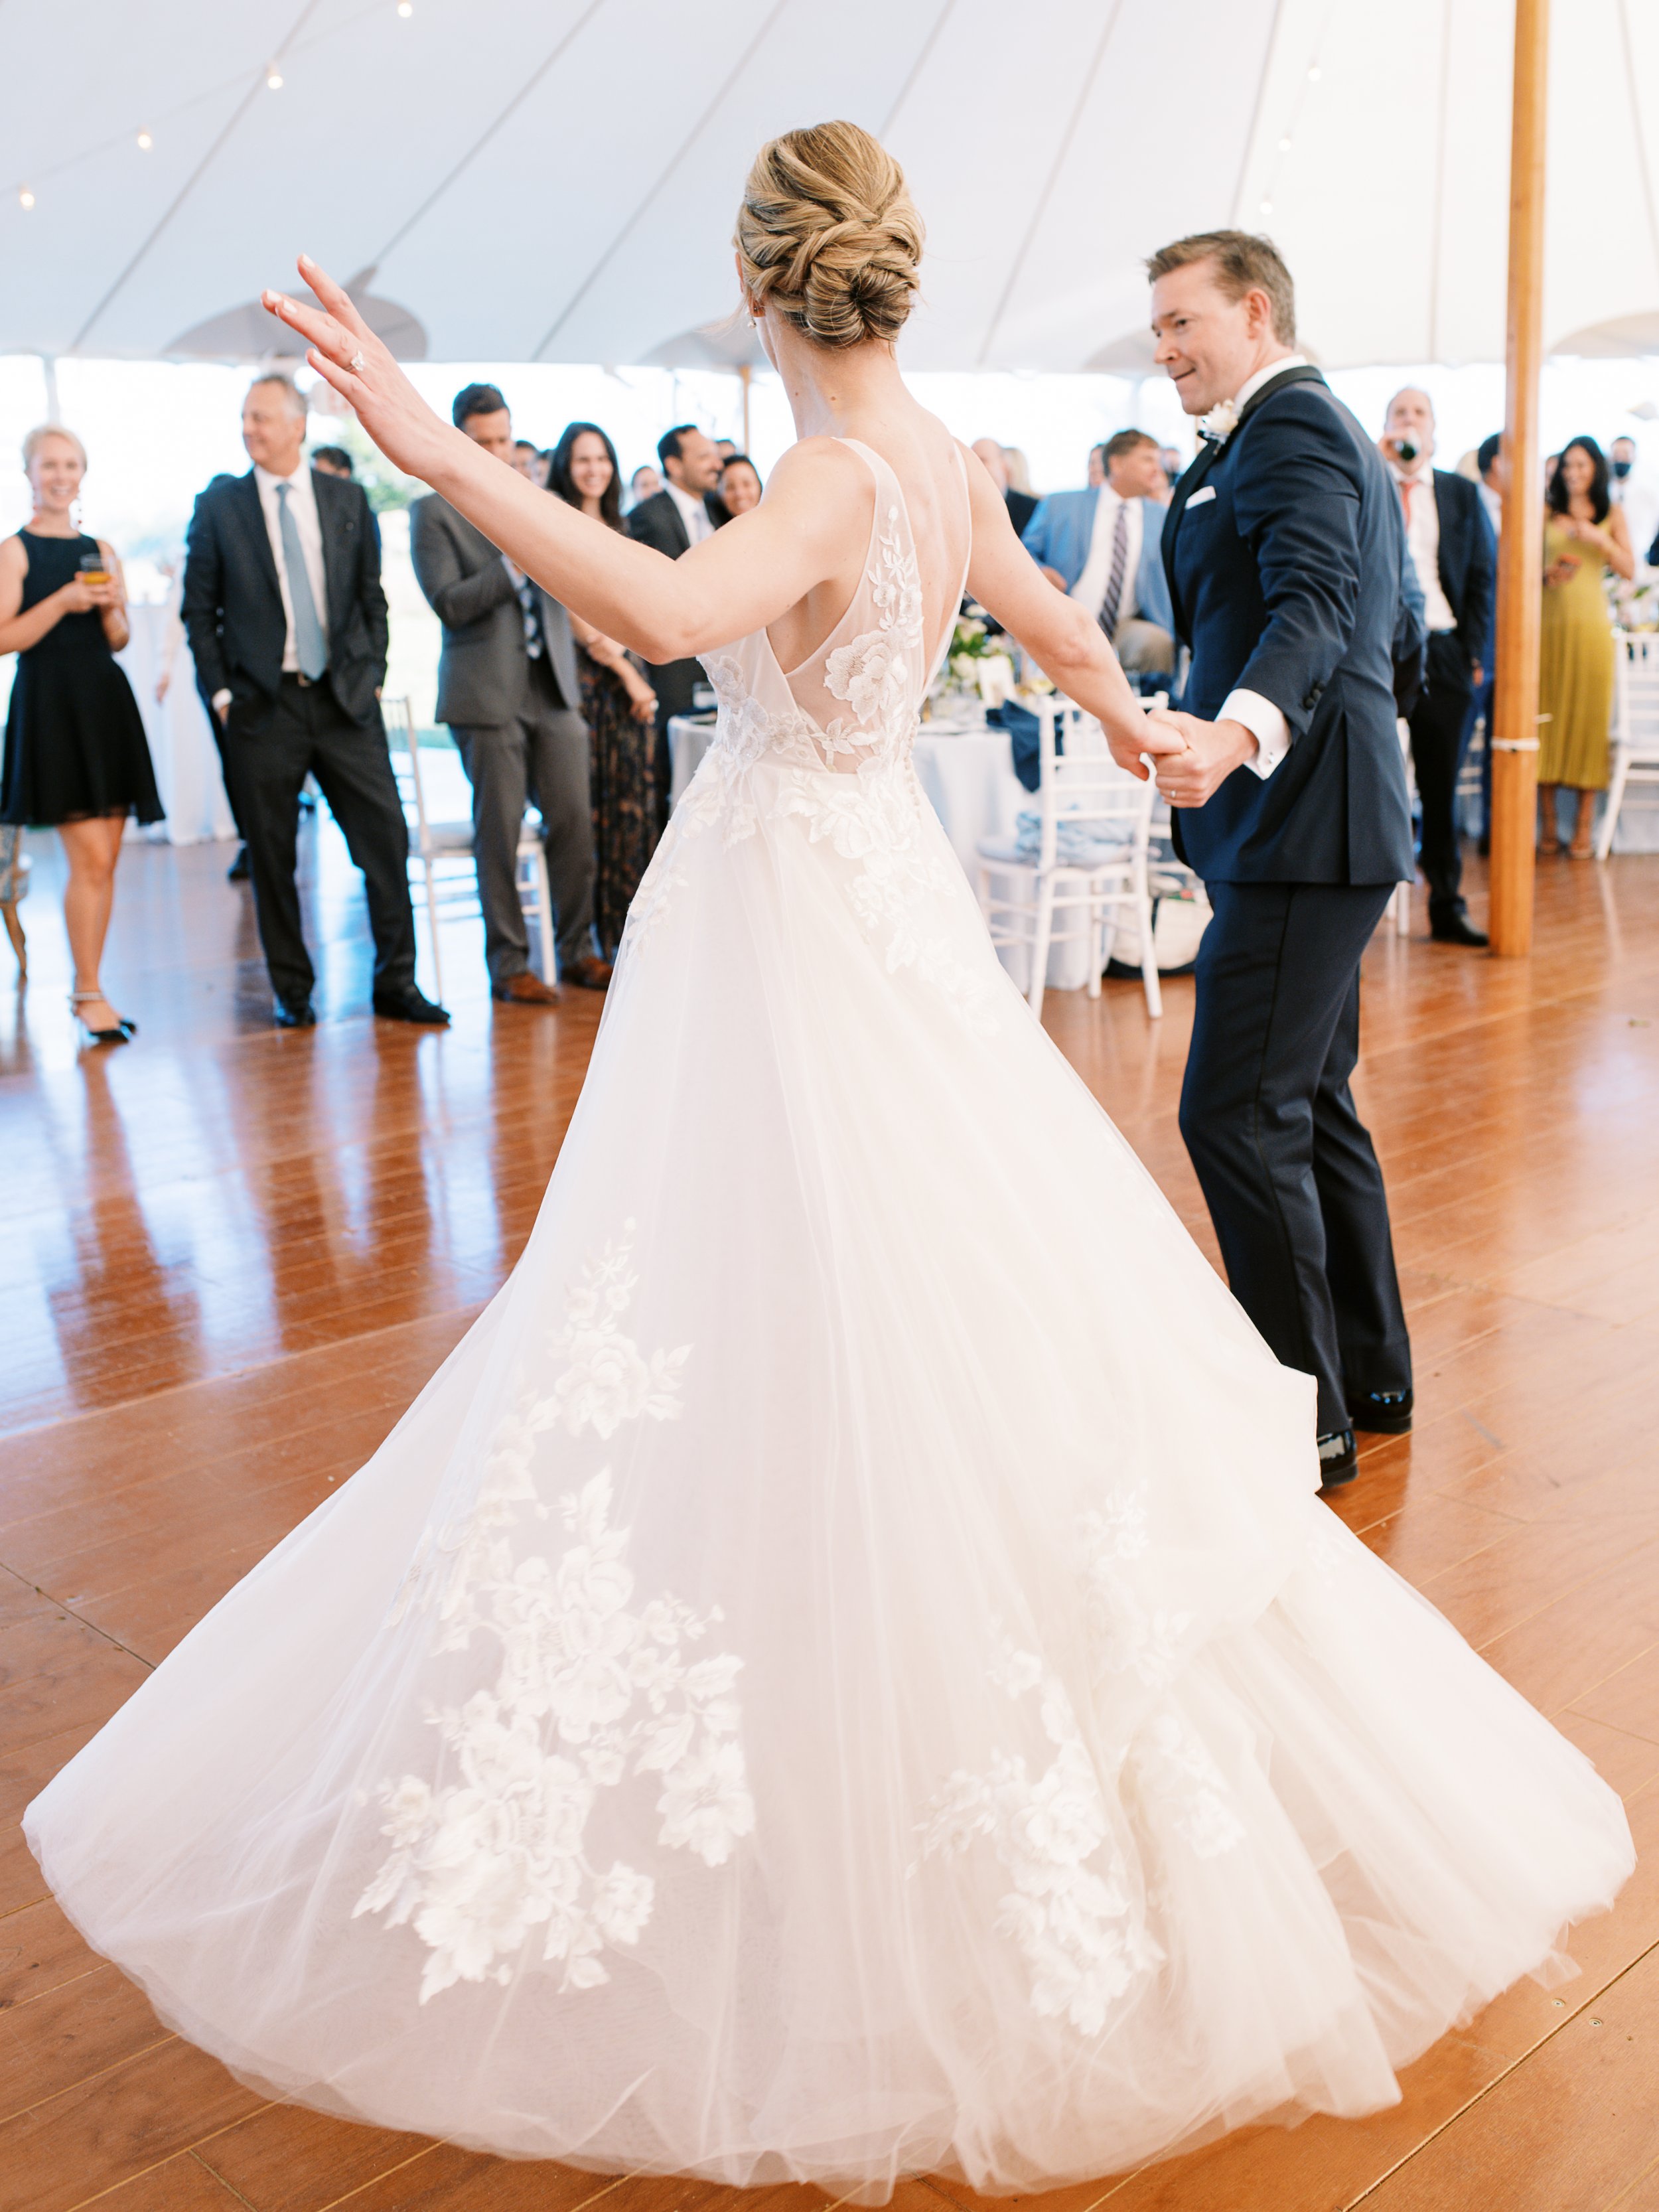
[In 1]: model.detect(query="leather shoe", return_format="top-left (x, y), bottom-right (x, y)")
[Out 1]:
top-left (1352, 1387), bottom-right (1413, 1435)
top-left (1317, 1429), bottom-right (1358, 1489)
top-left (227, 846), bottom-right (250, 883)
top-left (492, 972), bottom-right (561, 1006)
top-left (563, 955), bottom-right (613, 991)
top-left (372, 986), bottom-right (451, 1026)
top-left (1430, 905), bottom-right (1488, 947)
top-left (273, 997), bottom-right (316, 1028)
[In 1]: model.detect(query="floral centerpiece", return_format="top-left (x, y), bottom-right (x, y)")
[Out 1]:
top-left (931, 605), bottom-right (1017, 712)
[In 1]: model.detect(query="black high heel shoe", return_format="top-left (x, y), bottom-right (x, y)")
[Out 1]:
top-left (70, 990), bottom-right (136, 1045)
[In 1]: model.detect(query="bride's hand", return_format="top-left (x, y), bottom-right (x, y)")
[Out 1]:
top-left (262, 257), bottom-right (448, 482)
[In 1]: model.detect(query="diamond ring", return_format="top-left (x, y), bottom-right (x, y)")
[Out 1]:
top-left (349, 350), bottom-right (366, 374)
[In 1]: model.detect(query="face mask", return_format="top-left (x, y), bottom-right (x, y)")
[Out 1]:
top-left (1613, 458), bottom-right (1632, 479)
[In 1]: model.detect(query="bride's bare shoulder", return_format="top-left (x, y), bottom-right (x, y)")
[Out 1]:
top-left (764, 437), bottom-right (875, 498)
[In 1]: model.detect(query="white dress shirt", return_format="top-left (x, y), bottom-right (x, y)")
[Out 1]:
top-left (253, 461), bottom-right (329, 673)
top-left (1070, 485), bottom-right (1143, 627)
top-left (1206, 354), bottom-right (1310, 780)
top-left (1391, 462), bottom-right (1456, 632)
top-left (666, 480), bottom-right (713, 549)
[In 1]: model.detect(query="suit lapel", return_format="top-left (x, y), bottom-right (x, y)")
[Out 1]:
top-left (315, 471), bottom-right (358, 634)
top-left (234, 471), bottom-right (281, 601)
top-left (1161, 443), bottom-right (1224, 644)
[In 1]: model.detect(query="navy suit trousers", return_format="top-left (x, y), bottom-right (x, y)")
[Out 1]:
top-left (1179, 881), bottom-right (1411, 1432)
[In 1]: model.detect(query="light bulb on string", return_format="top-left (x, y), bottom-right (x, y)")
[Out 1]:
top-left (397, 1), bottom-right (413, 15)
top-left (265, 64), bottom-right (284, 90)
top-left (137, 129), bottom-right (153, 151)
top-left (19, 186), bottom-right (35, 210)
top-left (1278, 136), bottom-right (1291, 153)
top-left (1307, 64), bottom-right (1321, 81)
top-left (1260, 199), bottom-right (1273, 216)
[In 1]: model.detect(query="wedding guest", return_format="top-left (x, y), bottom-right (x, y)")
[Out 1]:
top-left (1477, 432), bottom-right (1505, 535)
top-left (311, 446), bottom-right (354, 479)
top-left (1086, 443), bottom-right (1107, 487)
top-left (1538, 435), bottom-right (1634, 857)
top-left (626, 425), bottom-right (728, 826)
top-left (1471, 432), bottom-right (1507, 851)
top-left (1021, 430), bottom-right (1175, 679)
top-left (0, 822), bottom-right (24, 979)
top-left (182, 375), bottom-right (443, 1028)
top-left (549, 421), bottom-right (660, 961)
top-left (1379, 387), bottom-right (1494, 946)
top-left (1003, 447), bottom-right (1039, 535)
top-left (970, 439), bottom-right (1036, 537)
top-left (1609, 435), bottom-right (1659, 572)
top-left (512, 439), bottom-right (547, 486)
top-left (1159, 444), bottom-right (1185, 491)
top-left (410, 384), bottom-right (607, 1001)
top-left (626, 464), bottom-right (660, 510)
top-left (719, 453), bottom-right (762, 516)
top-left (0, 425), bottom-right (161, 1044)
top-left (715, 438), bottom-right (738, 463)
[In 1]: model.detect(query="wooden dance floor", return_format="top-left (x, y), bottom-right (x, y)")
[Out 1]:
top-left (3, 819), bottom-right (1659, 2211)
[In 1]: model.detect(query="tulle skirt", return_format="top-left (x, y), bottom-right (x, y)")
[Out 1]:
top-left (26, 750), bottom-right (1633, 2199)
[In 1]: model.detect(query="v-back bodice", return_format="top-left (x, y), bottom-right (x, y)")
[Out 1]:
top-left (697, 438), bottom-right (968, 780)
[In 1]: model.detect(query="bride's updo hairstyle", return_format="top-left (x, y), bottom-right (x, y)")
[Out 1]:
top-left (736, 121), bottom-right (922, 350)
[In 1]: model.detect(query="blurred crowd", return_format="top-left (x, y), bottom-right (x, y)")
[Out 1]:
top-left (1, 375), bottom-right (1654, 1039)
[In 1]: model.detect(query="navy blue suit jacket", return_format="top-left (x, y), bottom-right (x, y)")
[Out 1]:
top-left (1424, 467), bottom-right (1496, 674)
top-left (1161, 369), bottom-right (1414, 886)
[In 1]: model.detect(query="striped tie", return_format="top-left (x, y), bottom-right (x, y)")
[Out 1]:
top-left (1097, 500), bottom-right (1130, 642)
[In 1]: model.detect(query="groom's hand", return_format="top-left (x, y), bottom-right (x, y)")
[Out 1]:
top-left (1151, 711), bottom-right (1259, 807)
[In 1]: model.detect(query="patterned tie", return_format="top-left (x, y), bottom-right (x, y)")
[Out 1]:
top-left (275, 482), bottom-right (328, 680)
top-left (1097, 498), bottom-right (1130, 642)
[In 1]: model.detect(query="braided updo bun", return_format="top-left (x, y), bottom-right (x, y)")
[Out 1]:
top-left (736, 121), bottom-right (922, 351)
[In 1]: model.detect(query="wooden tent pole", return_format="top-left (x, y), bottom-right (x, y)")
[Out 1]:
top-left (1488, 0), bottom-right (1550, 956)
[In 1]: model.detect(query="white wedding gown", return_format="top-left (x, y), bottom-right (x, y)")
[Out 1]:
top-left (27, 437), bottom-right (1632, 2201)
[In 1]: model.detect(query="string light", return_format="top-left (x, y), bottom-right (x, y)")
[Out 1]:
top-left (1278, 136), bottom-right (1292, 153)
top-left (18, 187), bottom-right (35, 210)
top-left (1260, 200), bottom-right (1273, 216)
top-left (1307, 65), bottom-right (1321, 81)
top-left (265, 64), bottom-right (284, 90)
top-left (396, 1), bottom-right (413, 15)
top-left (137, 129), bottom-right (153, 151)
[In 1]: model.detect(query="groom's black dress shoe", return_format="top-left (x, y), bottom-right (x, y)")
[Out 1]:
top-left (1352, 1388), bottom-right (1413, 1435)
top-left (273, 997), bottom-right (316, 1029)
top-left (1317, 1430), bottom-right (1358, 1489)
top-left (372, 985), bottom-right (451, 1027)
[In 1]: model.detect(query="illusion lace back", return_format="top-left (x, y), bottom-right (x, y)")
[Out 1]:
top-left (27, 431), bottom-right (1631, 2201)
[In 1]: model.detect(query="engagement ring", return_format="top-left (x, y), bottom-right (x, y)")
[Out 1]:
top-left (350, 350), bottom-right (366, 374)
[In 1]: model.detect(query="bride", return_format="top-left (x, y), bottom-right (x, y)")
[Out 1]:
top-left (27, 123), bottom-right (1631, 2201)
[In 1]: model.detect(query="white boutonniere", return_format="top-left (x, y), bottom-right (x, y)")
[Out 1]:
top-left (1198, 399), bottom-right (1240, 447)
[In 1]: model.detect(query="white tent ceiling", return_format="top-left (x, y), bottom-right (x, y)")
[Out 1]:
top-left (2, 0), bottom-right (1657, 374)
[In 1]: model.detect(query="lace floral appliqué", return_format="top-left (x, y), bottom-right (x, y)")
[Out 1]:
top-left (358, 1227), bottom-right (753, 2003)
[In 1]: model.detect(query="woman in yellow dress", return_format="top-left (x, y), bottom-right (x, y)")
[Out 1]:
top-left (1538, 436), bottom-right (1634, 857)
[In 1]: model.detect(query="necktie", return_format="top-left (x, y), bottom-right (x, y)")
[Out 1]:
top-left (1097, 500), bottom-right (1130, 642)
top-left (1398, 477), bottom-right (1415, 529)
top-left (275, 482), bottom-right (328, 680)
top-left (516, 573), bottom-right (545, 660)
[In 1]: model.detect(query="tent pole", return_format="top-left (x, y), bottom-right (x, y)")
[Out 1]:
top-left (40, 355), bottom-right (60, 420)
top-left (739, 363), bottom-right (752, 454)
top-left (1488, 0), bottom-right (1550, 957)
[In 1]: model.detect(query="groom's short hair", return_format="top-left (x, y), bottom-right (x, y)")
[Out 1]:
top-left (1145, 231), bottom-right (1297, 346)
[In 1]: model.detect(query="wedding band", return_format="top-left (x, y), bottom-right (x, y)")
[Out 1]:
top-left (349, 350), bottom-right (366, 374)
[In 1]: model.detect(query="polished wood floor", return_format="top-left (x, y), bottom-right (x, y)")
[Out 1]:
top-left (2, 820), bottom-right (1658, 2211)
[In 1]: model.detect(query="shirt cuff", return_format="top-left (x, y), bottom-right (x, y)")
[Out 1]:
top-left (211, 688), bottom-right (232, 713)
top-left (1222, 688), bottom-right (1291, 779)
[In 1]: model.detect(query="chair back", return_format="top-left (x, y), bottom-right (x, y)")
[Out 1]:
top-left (1616, 632), bottom-right (1659, 763)
top-left (1031, 696), bottom-right (1159, 871)
top-left (381, 695), bottom-right (435, 857)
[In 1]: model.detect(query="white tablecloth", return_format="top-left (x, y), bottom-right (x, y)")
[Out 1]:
top-left (117, 601), bottom-right (238, 846)
top-left (668, 712), bottom-right (1090, 990)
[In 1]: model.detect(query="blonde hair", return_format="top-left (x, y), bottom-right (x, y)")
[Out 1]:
top-left (22, 423), bottom-right (88, 473)
top-left (1145, 230), bottom-right (1297, 346)
top-left (1002, 445), bottom-right (1033, 494)
top-left (736, 121), bottom-right (922, 351)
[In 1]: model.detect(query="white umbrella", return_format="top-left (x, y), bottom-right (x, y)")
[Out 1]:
top-left (1, 0), bottom-right (1654, 372)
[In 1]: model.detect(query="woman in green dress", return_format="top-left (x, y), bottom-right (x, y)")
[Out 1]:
top-left (1538, 436), bottom-right (1634, 857)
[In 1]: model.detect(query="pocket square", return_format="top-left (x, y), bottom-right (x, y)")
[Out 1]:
top-left (1185, 485), bottom-right (1218, 508)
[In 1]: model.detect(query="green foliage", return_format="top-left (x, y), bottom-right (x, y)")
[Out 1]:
top-left (311, 421), bottom-right (420, 513)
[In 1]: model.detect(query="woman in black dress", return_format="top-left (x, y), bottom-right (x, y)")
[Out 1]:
top-left (0, 425), bottom-right (161, 1043)
top-left (547, 421), bottom-right (659, 960)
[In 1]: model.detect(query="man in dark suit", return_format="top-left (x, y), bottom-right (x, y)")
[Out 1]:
top-left (626, 424), bottom-right (727, 824)
top-left (182, 375), bottom-right (445, 1028)
top-left (410, 384), bottom-right (607, 1002)
top-left (1135, 231), bottom-right (1416, 1489)
top-left (1380, 389), bottom-right (1496, 945)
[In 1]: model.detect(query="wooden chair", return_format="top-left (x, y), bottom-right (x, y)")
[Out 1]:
top-left (1595, 633), bottom-right (1659, 860)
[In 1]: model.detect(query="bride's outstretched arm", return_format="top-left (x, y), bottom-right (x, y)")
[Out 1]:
top-left (263, 261), bottom-right (863, 662)
top-left (960, 451), bottom-right (1183, 778)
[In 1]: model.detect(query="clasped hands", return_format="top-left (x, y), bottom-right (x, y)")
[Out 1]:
top-left (1105, 711), bottom-right (1260, 807)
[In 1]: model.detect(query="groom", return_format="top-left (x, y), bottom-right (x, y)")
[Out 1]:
top-left (1129, 231), bottom-right (1415, 1489)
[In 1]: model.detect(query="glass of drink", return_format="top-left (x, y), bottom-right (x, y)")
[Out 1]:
top-left (78, 549), bottom-right (109, 589)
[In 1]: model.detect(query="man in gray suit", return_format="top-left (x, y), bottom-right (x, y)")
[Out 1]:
top-left (410, 384), bottom-right (608, 1002)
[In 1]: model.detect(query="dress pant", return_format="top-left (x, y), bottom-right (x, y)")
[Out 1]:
top-left (225, 674), bottom-right (416, 1007)
top-left (1408, 630), bottom-right (1477, 919)
top-left (451, 657), bottom-right (594, 987)
top-left (1179, 880), bottom-right (1411, 1435)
